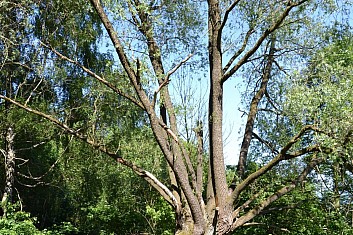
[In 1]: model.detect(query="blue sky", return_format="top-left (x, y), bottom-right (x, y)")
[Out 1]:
top-left (223, 78), bottom-right (245, 166)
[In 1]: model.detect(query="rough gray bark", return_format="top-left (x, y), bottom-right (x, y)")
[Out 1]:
top-left (207, 0), bottom-right (233, 233)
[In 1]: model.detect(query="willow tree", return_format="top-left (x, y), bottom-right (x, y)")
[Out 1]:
top-left (1, 0), bottom-right (351, 234)
top-left (286, 34), bottom-right (353, 218)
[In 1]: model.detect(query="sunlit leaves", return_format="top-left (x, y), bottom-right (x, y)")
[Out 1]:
top-left (286, 36), bottom-right (353, 150)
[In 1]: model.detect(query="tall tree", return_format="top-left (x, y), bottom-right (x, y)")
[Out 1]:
top-left (1, 0), bottom-right (352, 234)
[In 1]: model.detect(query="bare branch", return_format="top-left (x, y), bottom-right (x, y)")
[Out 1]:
top-left (233, 190), bottom-right (263, 219)
top-left (0, 35), bottom-right (17, 46)
top-left (231, 125), bottom-right (328, 203)
top-left (153, 53), bottom-right (193, 110)
top-left (121, 1), bottom-right (205, 228)
top-left (89, 1), bottom-right (176, 162)
top-left (24, 78), bottom-right (43, 105)
top-left (15, 158), bottom-right (29, 167)
top-left (242, 222), bottom-right (290, 232)
top-left (16, 137), bottom-right (73, 180)
top-left (16, 180), bottom-right (49, 188)
top-left (165, 53), bottom-right (193, 81)
top-left (0, 149), bottom-right (6, 159)
top-left (117, 157), bottom-right (180, 209)
top-left (4, 61), bottom-right (34, 72)
top-left (158, 120), bottom-right (179, 143)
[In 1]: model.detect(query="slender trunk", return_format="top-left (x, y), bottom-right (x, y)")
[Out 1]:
top-left (89, 2), bottom-right (205, 233)
top-left (333, 162), bottom-right (340, 210)
top-left (195, 122), bottom-right (205, 211)
top-left (236, 37), bottom-right (276, 179)
top-left (1, 126), bottom-right (15, 217)
top-left (1, 44), bottom-right (16, 217)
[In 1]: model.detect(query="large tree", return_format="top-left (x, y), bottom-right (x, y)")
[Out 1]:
top-left (1, 0), bottom-right (352, 234)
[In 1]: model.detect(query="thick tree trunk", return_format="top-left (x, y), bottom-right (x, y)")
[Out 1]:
top-left (176, 221), bottom-right (236, 235)
top-left (207, 0), bottom-right (233, 233)
top-left (176, 223), bottom-right (217, 235)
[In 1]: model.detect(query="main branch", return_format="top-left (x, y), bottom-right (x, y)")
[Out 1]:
top-left (89, 1), bottom-right (205, 232)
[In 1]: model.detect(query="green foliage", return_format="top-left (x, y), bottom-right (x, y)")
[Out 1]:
top-left (145, 197), bottom-right (174, 235)
top-left (1, 0), bottom-right (174, 233)
top-left (0, 204), bottom-right (41, 235)
top-left (0, 203), bottom-right (78, 235)
top-left (231, 161), bottom-right (353, 235)
top-left (286, 36), bottom-right (353, 154)
top-left (43, 222), bottom-right (79, 235)
top-left (233, 193), bottom-right (353, 235)
top-left (237, 34), bottom-right (353, 235)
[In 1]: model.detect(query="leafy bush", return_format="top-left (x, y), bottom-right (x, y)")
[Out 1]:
top-left (0, 203), bottom-right (78, 235)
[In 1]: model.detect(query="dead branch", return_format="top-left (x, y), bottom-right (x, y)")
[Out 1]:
top-left (165, 53), bottom-right (193, 82)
